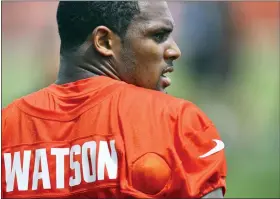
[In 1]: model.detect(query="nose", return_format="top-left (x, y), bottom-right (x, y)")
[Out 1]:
top-left (164, 39), bottom-right (181, 61)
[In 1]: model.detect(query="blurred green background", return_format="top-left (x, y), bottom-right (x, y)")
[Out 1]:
top-left (2, 2), bottom-right (279, 198)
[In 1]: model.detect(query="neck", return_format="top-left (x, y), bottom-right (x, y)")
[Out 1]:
top-left (56, 44), bottom-right (120, 85)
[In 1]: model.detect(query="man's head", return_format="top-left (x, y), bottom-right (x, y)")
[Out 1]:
top-left (57, 1), bottom-right (181, 92)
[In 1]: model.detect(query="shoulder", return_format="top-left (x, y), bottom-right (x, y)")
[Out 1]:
top-left (119, 84), bottom-right (190, 115)
top-left (120, 84), bottom-right (216, 135)
top-left (2, 88), bottom-right (48, 120)
top-left (117, 84), bottom-right (208, 127)
top-left (2, 99), bottom-right (22, 140)
top-left (121, 84), bottom-right (206, 113)
top-left (2, 99), bottom-right (21, 120)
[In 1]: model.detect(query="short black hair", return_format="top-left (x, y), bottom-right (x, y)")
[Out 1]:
top-left (57, 1), bottom-right (140, 53)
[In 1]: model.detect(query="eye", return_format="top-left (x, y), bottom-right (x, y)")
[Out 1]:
top-left (152, 31), bottom-right (170, 43)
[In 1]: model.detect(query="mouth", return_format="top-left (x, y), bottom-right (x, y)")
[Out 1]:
top-left (160, 66), bottom-right (174, 89)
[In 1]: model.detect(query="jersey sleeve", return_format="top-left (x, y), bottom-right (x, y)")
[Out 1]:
top-left (168, 101), bottom-right (227, 198)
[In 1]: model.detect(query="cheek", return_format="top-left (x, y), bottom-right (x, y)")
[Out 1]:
top-left (132, 42), bottom-right (164, 88)
top-left (134, 42), bottom-right (163, 74)
top-left (142, 46), bottom-right (164, 82)
top-left (120, 39), bottom-right (164, 89)
top-left (137, 42), bottom-right (162, 62)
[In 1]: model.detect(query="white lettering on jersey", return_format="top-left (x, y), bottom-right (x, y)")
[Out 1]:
top-left (32, 149), bottom-right (51, 190)
top-left (4, 151), bottom-right (31, 192)
top-left (98, 140), bottom-right (118, 180)
top-left (82, 141), bottom-right (96, 183)
top-left (69, 145), bottom-right (81, 187)
top-left (3, 139), bottom-right (118, 192)
top-left (51, 148), bottom-right (70, 189)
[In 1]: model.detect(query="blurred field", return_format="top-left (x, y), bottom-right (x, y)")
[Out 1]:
top-left (2, 2), bottom-right (279, 198)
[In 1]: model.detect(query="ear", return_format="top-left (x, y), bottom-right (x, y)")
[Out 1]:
top-left (91, 26), bottom-right (115, 56)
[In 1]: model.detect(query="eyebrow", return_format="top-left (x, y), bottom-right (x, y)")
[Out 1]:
top-left (145, 19), bottom-right (175, 32)
top-left (162, 19), bottom-right (175, 30)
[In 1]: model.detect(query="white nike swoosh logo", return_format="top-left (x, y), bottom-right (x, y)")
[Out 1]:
top-left (199, 139), bottom-right (225, 158)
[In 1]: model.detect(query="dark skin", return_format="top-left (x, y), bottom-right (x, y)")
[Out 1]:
top-left (56, 2), bottom-right (223, 198)
top-left (56, 2), bottom-right (180, 93)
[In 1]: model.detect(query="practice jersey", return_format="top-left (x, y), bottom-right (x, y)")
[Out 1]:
top-left (2, 76), bottom-right (227, 198)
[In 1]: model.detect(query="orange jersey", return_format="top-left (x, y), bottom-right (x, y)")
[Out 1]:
top-left (2, 76), bottom-right (226, 198)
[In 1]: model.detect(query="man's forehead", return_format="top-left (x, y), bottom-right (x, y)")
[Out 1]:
top-left (136, 1), bottom-right (175, 27)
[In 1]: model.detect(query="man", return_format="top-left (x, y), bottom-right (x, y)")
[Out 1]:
top-left (2, 2), bottom-right (226, 198)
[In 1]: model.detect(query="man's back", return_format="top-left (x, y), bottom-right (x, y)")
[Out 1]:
top-left (2, 76), bottom-right (226, 198)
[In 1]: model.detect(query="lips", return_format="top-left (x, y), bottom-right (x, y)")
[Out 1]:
top-left (163, 66), bottom-right (174, 74)
top-left (160, 66), bottom-right (174, 88)
top-left (160, 75), bottom-right (171, 87)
